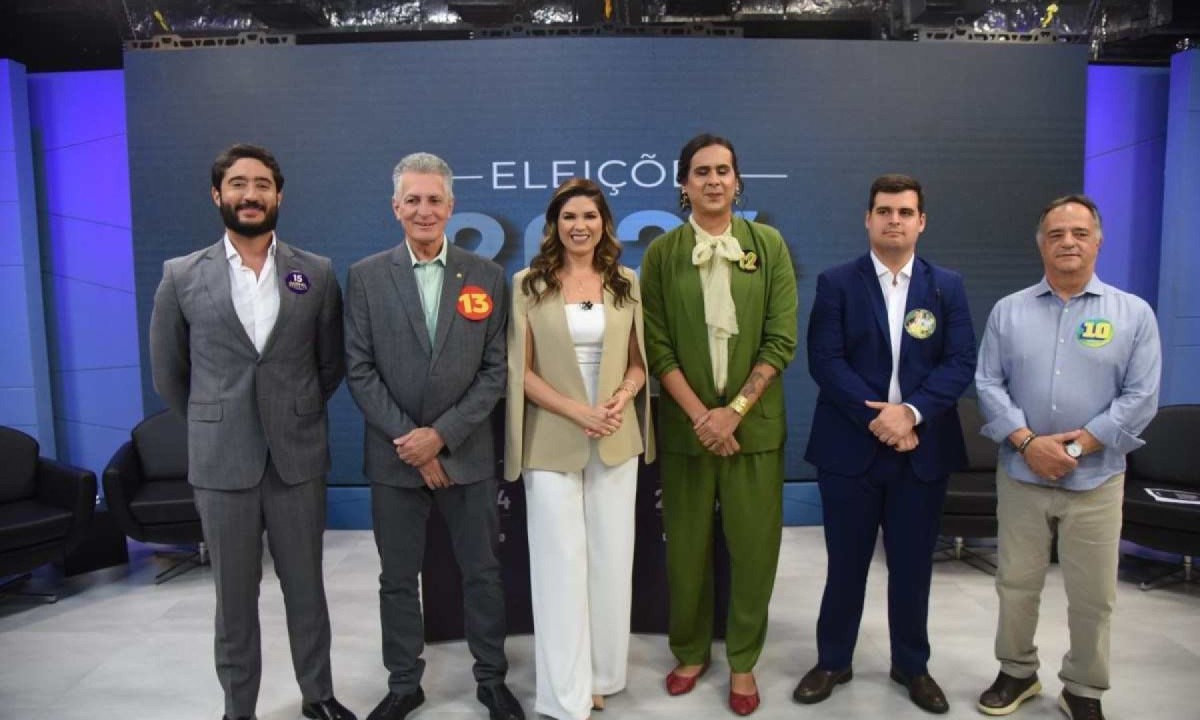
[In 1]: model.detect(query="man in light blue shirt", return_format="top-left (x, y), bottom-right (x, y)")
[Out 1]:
top-left (974, 195), bottom-right (1160, 720)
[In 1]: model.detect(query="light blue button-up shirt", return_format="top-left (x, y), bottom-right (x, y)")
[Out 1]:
top-left (975, 274), bottom-right (1161, 491)
top-left (406, 237), bottom-right (448, 344)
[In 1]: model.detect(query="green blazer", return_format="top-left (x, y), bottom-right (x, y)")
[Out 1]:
top-left (641, 217), bottom-right (798, 456)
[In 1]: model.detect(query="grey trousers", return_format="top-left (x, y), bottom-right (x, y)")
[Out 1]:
top-left (994, 466), bottom-right (1123, 699)
top-left (193, 458), bottom-right (334, 719)
top-left (371, 478), bottom-right (509, 694)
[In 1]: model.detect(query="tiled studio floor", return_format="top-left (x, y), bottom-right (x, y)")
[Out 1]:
top-left (1, 527), bottom-right (1196, 720)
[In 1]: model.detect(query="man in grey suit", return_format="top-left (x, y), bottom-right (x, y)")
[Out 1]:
top-left (345, 152), bottom-right (523, 720)
top-left (150, 144), bottom-right (355, 720)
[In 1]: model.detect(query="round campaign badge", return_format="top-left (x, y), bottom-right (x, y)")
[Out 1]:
top-left (285, 271), bottom-right (310, 294)
top-left (456, 285), bottom-right (494, 321)
top-left (1076, 318), bottom-right (1114, 348)
top-left (904, 308), bottom-right (937, 339)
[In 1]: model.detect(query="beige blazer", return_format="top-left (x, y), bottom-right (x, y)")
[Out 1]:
top-left (505, 266), bottom-right (655, 481)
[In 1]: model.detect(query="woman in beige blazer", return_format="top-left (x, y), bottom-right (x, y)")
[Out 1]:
top-left (505, 178), bottom-right (654, 720)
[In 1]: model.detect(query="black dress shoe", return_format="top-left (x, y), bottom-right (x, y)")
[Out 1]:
top-left (365, 688), bottom-right (425, 720)
top-left (303, 696), bottom-right (358, 720)
top-left (890, 668), bottom-right (950, 714)
top-left (978, 671), bottom-right (1041, 715)
top-left (792, 665), bottom-right (853, 704)
top-left (1059, 689), bottom-right (1105, 720)
top-left (477, 682), bottom-right (526, 720)
top-left (221, 716), bottom-right (252, 720)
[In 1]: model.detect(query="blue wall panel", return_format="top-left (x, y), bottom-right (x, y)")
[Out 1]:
top-left (43, 214), bottom-right (136, 291)
top-left (28, 69), bottom-right (140, 475)
top-left (55, 420), bottom-right (132, 480)
top-left (52, 366), bottom-right (145, 429)
top-left (1157, 50), bottom-right (1200, 405)
top-left (0, 59), bottom-right (55, 451)
top-left (0, 203), bottom-right (21, 258)
top-left (1085, 65), bottom-right (1168, 304)
top-left (0, 266), bottom-right (35, 383)
top-left (38, 135), bottom-right (131, 227)
top-left (42, 275), bottom-right (141, 371)
top-left (0, 388), bottom-right (38, 427)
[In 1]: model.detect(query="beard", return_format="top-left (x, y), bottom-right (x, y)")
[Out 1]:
top-left (219, 200), bottom-right (279, 237)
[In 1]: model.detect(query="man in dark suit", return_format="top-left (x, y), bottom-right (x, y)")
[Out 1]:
top-left (149, 144), bottom-right (354, 720)
top-left (794, 174), bottom-right (976, 714)
top-left (344, 152), bottom-right (522, 720)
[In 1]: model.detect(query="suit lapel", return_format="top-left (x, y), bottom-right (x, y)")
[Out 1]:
top-left (674, 223), bottom-right (718, 393)
top-left (388, 245), bottom-right (434, 358)
top-left (857, 254), bottom-right (890, 343)
top-left (899, 257), bottom-right (932, 367)
top-left (539, 287), bottom-right (590, 401)
top-left (676, 223), bottom-right (706, 331)
top-left (727, 218), bottom-right (756, 359)
top-left (201, 239), bottom-right (256, 353)
top-left (430, 244), bottom-right (467, 364)
top-left (260, 240), bottom-right (297, 358)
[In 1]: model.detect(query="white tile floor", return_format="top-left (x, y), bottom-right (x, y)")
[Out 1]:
top-left (1, 527), bottom-right (1196, 720)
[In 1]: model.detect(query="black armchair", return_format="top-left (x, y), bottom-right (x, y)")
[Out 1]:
top-left (1121, 404), bottom-right (1200, 591)
top-left (103, 410), bottom-right (206, 583)
top-left (936, 396), bottom-right (1000, 573)
top-left (0, 426), bottom-right (97, 602)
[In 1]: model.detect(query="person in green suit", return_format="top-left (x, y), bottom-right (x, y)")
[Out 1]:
top-left (640, 133), bottom-right (798, 717)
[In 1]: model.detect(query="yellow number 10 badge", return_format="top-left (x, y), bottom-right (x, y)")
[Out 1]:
top-left (1076, 318), bottom-right (1114, 348)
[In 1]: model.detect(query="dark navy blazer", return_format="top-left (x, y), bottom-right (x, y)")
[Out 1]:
top-left (804, 254), bottom-right (977, 481)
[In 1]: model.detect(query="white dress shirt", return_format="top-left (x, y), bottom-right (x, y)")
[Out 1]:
top-left (871, 251), bottom-right (923, 425)
top-left (225, 234), bottom-right (279, 353)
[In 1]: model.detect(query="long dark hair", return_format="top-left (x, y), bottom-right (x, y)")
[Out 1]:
top-left (522, 178), bottom-right (634, 307)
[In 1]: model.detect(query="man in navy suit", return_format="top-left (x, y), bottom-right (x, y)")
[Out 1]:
top-left (794, 174), bottom-right (976, 714)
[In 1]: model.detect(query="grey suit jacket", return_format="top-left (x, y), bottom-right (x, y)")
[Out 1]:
top-left (344, 242), bottom-right (508, 488)
top-left (149, 239), bottom-right (346, 490)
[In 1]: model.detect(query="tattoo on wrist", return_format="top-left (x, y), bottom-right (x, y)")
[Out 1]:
top-left (740, 369), bottom-right (770, 400)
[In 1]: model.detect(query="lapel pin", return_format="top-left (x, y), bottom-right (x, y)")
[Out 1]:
top-left (904, 308), bottom-right (936, 339)
top-left (285, 271), bottom-right (310, 294)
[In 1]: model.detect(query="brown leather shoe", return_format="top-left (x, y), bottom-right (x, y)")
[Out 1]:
top-left (977, 671), bottom-right (1041, 715)
top-left (1059, 689), bottom-right (1105, 720)
top-left (792, 665), bottom-right (852, 704)
top-left (889, 668), bottom-right (949, 714)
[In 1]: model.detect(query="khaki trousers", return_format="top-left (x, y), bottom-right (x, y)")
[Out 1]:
top-left (994, 466), bottom-right (1124, 699)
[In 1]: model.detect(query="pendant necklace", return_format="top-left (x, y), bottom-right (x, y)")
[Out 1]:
top-left (566, 272), bottom-right (594, 310)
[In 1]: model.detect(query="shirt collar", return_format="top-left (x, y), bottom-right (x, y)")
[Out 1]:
top-left (223, 233), bottom-right (277, 265)
top-left (406, 237), bottom-right (448, 267)
top-left (1035, 273), bottom-right (1107, 298)
top-left (870, 250), bottom-right (914, 281)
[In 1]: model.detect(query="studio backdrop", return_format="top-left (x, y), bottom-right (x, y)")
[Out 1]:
top-left (126, 37), bottom-right (1087, 483)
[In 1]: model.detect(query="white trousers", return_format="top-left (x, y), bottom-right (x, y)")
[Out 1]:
top-left (525, 451), bottom-right (638, 720)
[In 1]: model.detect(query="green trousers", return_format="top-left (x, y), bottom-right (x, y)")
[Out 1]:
top-left (660, 449), bottom-right (784, 673)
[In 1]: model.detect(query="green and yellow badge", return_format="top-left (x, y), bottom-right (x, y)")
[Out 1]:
top-left (737, 249), bottom-right (759, 272)
top-left (1077, 318), bottom-right (1114, 348)
top-left (904, 308), bottom-right (936, 339)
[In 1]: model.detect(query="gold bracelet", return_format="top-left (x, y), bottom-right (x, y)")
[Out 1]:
top-left (728, 394), bottom-right (751, 416)
top-left (618, 380), bottom-right (639, 396)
